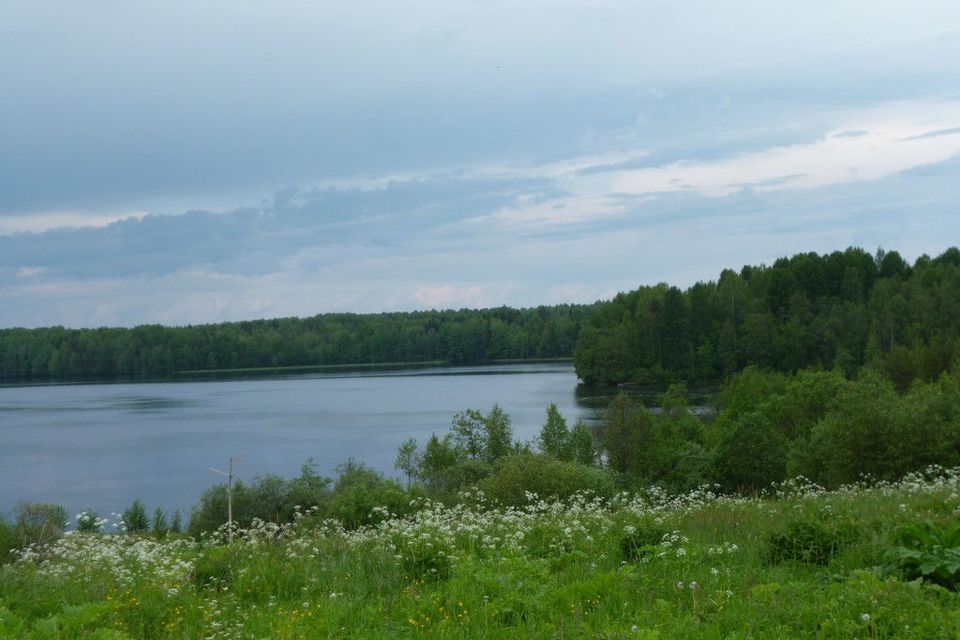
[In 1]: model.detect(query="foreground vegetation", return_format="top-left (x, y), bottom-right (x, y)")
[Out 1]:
top-left (3, 355), bottom-right (958, 637)
top-left (3, 468), bottom-right (960, 638)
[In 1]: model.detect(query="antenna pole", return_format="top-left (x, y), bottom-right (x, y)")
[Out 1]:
top-left (209, 457), bottom-right (245, 543)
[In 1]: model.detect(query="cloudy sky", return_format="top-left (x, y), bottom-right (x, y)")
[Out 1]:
top-left (2, 1), bottom-right (959, 328)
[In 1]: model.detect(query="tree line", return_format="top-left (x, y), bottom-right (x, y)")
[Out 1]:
top-left (574, 247), bottom-right (960, 387)
top-left (2, 245), bottom-right (958, 386)
top-left (0, 305), bottom-right (593, 382)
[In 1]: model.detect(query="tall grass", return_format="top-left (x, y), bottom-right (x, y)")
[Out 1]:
top-left (3, 467), bottom-right (960, 638)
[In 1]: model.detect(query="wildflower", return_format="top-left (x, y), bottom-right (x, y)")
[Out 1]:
top-left (676, 581), bottom-right (684, 589)
top-left (861, 613), bottom-right (871, 622)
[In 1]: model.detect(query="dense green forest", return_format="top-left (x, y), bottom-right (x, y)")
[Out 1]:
top-left (0, 306), bottom-right (592, 382)
top-left (2, 246), bottom-right (958, 386)
top-left (575, 247), bottom-right (960, 387)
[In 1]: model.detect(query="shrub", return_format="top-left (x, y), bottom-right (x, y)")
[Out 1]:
top-left (764, 518), bottom-right (859, 566)
top-left (712, 411), bottom-right (788, 493)
top-left (478, 454), bottom-right (614, 507)
top-left (326, 460), bottom-right (410, 528)
top-left (811, 373), bottom-right (905, 485)
top-left (882, 520), bottom-right (960, 590)
top-left (763, 368), bottom-right (847, 441)
top-left (189, 484), bottom-right (231, 537)
top-left (188, 462), bottom-right (332, 536)
top-left (714, 366), bottom-right (787, 420)
top-left (658, 441), bottom-right (712, 493)
top-left (428, 459), bottom-right (493, 498)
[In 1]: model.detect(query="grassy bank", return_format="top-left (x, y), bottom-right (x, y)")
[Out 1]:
top-left (3, 469), bottom-right (960, 638)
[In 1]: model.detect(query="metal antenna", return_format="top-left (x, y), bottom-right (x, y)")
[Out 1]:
top-left (209, 457), bottom-right (245, 543)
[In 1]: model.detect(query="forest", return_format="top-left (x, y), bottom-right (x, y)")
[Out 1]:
top-left (0, 305), bottom-right (591, 382)
top-left (2, 246), bottom-right (957, 389)
top-left (575, 246), bottom-right (960, 388)
top-left (0, 247), bottom-right (960, 390)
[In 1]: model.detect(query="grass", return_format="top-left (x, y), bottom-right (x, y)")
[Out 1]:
top-left (3, 469), bottom-right (960, 638)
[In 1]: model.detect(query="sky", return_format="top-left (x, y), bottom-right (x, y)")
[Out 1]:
top-left (2, 1), bottom-right (960, 328)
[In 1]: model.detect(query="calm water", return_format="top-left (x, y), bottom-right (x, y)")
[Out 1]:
top-left (0, 363), bottom-right (592, 520)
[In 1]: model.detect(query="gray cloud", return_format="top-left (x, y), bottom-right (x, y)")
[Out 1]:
top-left (833, 130), bottom-right (869, 138)
top-left (3, 3), bottom-right (959, 218)
top-left (902, 126), bottom-right (960, 140)
top-left (0, 175), bottom-right (553, 281)
top-left (2, 2), bottom-right (960, 327)
top-left (4, 152), bottom-right (959, 328)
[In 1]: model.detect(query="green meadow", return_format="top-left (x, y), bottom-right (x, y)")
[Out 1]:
top-left (3, 468), bottom-right (960, 639)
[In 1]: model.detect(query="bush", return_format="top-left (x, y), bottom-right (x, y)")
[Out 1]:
top-left (326, 460), bottom-right (411, 528)
top-left (188, 462), bottom-right (332, 536)
top-left (882, 520), bottom-right (960, 590)
top-left (427, 459), bottom-right (493, 498)
top-left (714, 366), bottom-right (787, 420)
top-left (478, 454), bottom-right (614, 507)
top-left (764, 518), bottom-right (859, 566)
top-left (712, 411), bottom-right (788, 493)
top-left (802, 373), bottom-right (930, 486)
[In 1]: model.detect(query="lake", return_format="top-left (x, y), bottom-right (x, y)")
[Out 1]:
top-left (0, 363), bottom-right (593, 522)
